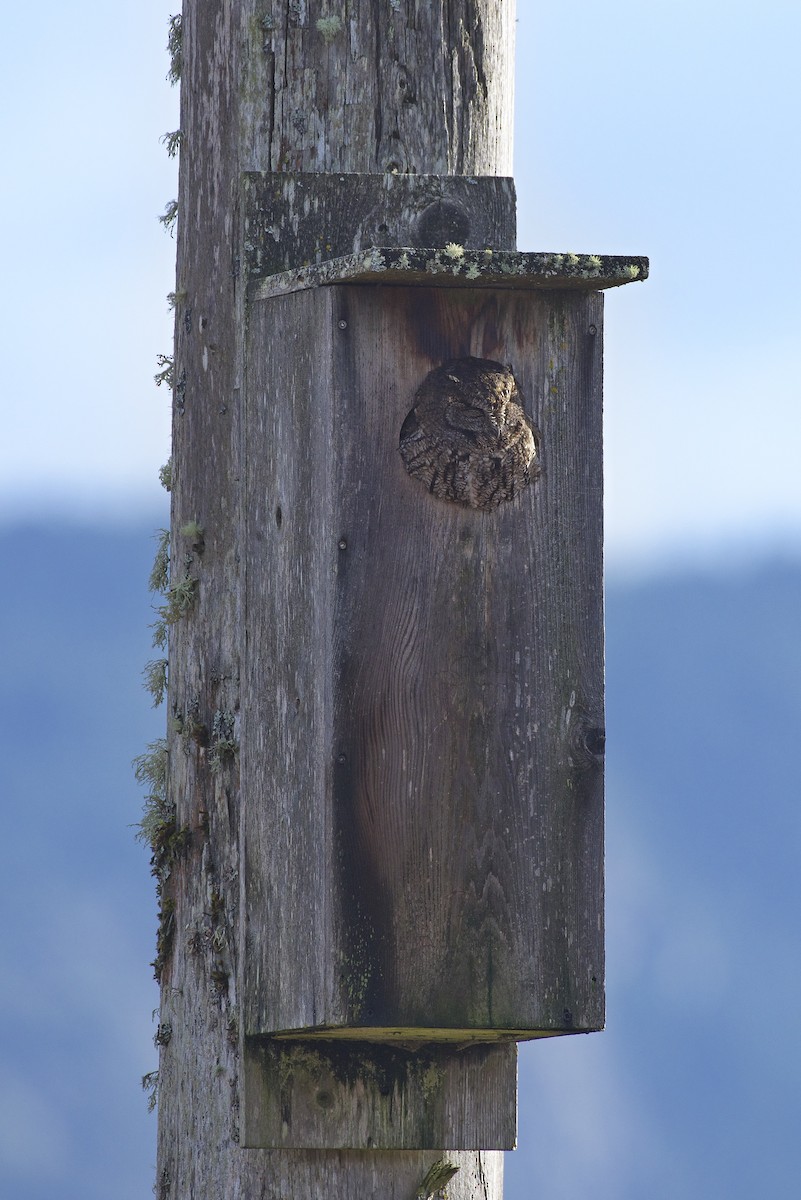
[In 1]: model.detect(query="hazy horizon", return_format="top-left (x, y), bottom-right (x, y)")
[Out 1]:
top-left (3, 523), bottom-right (799, 1198)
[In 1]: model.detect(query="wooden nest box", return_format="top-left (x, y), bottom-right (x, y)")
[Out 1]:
top-left (238, 173), bottom-right (647, 1151)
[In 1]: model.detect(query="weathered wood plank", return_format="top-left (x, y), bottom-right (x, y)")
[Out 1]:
top-left (240, 1), bottom-right (515, 176)
top-left (241, 283), bottom-right (605, 1051)
top-left (250, 246), bottom-right (649, 300)
top-left (158, 0), bottom-right (516, 1188)
top-left (243, 173), bottom-right (517, 278)
top-left (239, 282), bottom-right (523, 1149)
top-left (242, 1038), bottom-right (517, 1149)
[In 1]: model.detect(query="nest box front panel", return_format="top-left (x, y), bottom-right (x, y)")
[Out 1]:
top-left (242, 282), bottom-right (604, 1042)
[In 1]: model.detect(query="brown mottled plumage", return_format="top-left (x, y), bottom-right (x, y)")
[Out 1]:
top-left (398, 357), bottom-right (538, 510)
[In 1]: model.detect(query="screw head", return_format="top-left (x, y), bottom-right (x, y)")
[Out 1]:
top-left (338, 319), bottom-right (348, 330)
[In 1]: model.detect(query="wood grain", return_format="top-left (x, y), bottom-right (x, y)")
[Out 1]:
top-left (240, 1), bottom-right (515, 176)
top-left (250, 247), bottom-right (649, 301)
top-left (158, 0), bottom-right (518, 1186)
top-left (242, 1038), bottom-right (517, 1149)
top-left (241, 283), bottom-right (605, 1044)
top-left (243, 173), bottom-right (517, 279)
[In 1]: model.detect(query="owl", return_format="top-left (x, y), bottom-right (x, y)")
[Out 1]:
top-left (398, 357), bottom-right (538, 510)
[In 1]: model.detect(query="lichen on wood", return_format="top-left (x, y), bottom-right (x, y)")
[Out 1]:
top-left (242, 173), bottom-right (517, 280)
top-left (148, 528), bottom-right (170, 593)
top-left (142, 1069), bottom-right (159, 1113)
top-left (158, 457), bottom-right (173, 491)
top-left (166, 14), bottom-right (182, 85)
top-left (143, 658), bottom-right (168, 707)
top-left (315, 15), bottom-right (342, 43)
top-left (133, 738), bottom-right (190, 981)
top-left (158, 200), bottom-right (178, 235)
top-left (244, 0), bottom-right (515, 175)
top-left (161, 129), bottom-right (183, 158)
top-left (416, 1159), bottom-right (460, 1199)
top-left (250, 246), bottom-right (649, 301)
top-left (179, 520), bottom-right (205, 553)
top-left (209, 709), bottom-right (238, 773)
top-left (156, 0), bottom-right (519, 1193)
top-left (158, 573), bottom-right (198, 626)
top-left (154, 354), bottom-right (174, 389)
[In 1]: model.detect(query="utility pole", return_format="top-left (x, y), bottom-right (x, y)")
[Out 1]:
top-left (150, 3), bottom-right (646, 1197)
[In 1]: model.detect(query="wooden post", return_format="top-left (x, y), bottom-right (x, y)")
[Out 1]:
top-left (152, 2), bottom-right (647, 1196)
top-left (156, 2), bottom-right (518, 1197)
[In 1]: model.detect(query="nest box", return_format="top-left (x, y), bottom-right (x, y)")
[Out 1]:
top-left (237, 202), bottom-right (647, 1149)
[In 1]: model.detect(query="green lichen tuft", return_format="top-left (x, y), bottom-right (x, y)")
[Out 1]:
top-left (159, 572), bottom-right (198, 625)
top-left (133, 738), bottom-right (168, 796)
top-left (415, 1159), bottom-right (460, 1199)
top-left (142, 1069), bottom-right (159, 1113)
top-left (166, 14), bottom-right (182, 85)
top-left (161, 129), bottom-right (183, 158)
top-left (151, 617), bottom-right (168, 652)
top-left (210, 965), bottom-right (230, 996)
top-left (133, 741), bottom-right (189, 866)
top-left (133, 738), bottom-right (190, 981)
top-left (133, 740), bottom-right (171, 850)
top-left (150, 558), bottom-right (200, 642)
top-left (172, 699), bottom-right (207, 746)
top-left (443, 242), bottom-right (465, 260)
top-left (420, 1061), bottom-right (444, 1103)
top-left (166, 290), bottom-right (187, 312)
top-left (209, 709), bottom-right (238, 773)
top-left (154, 1022), bottom-right (172, 1047)
top-left (154, 353), bottom-right (174, 389)
top-left (143, 658), bottom-right (168, 707)
top-left (179, 520), bottom-right (205, 552)
top-left (159, 199), bottom-right (178, 235)
top-left (149, 528), bottom-right (170, 593)
top-left (158, 457), bottom-right (173, 492)
top-left (316, 15), bottom-right (343, 42)
top-left (153, 896), bottom-right (177, 980)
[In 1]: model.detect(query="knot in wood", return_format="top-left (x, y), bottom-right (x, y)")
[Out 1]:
top-left (413, 199), bottom-right (470, 248)
top-left (398, 357), bottom-right (538, 510)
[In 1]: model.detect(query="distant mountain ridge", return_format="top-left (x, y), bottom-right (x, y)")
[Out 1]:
top-left (1, 524), bottom-right (798, 1199)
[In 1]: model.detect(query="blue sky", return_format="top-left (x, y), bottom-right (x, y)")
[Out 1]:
top-left (514, 0), bottom-right (801, 569)
top-left (2, 0), bottom-right (800, 573)
top-left (1, 6), bottom-right (800, 1197)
